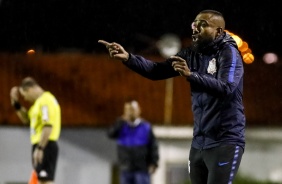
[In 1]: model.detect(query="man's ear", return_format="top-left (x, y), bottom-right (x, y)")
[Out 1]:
top-left (216, 27), bottom-right (223, 37)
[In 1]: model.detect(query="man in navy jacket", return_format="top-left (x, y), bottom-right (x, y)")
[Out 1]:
top-left (100, 9), bottom-right (245, 184)
top-left (108, 100), bottom-right (159, 184)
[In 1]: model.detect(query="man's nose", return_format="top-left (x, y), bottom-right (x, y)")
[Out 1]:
top-left (191, 23), bottom-right (199, 32)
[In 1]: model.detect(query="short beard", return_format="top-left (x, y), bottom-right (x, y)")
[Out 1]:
top-left (191, 38), bottom-right (213, 53)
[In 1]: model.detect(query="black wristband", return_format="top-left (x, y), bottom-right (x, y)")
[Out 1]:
top-left (37, 145), bottom-right (44, 150)
top-left (13, 101), bottom-right (21, 110)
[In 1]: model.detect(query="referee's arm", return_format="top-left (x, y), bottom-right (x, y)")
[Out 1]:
top-left (10, 86), bottom-right (30, 125)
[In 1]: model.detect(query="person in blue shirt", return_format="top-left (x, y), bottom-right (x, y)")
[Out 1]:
top-left (99, 9), bottom-right (245, 184)
top-left (108, 100), bottom-right (159, 184)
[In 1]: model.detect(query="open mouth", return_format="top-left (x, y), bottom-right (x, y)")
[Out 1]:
top-left (192, 35), bottom-right (198, 42)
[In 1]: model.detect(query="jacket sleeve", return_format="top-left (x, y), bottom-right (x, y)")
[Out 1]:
top-left (123, 54), bottom-right (179, 80)
top-left (147, 127), bottom-right (159, 167)
top-left (187, 45), bottom-right (244, 97)
top-left (107, 118), bottom-right (124, 139)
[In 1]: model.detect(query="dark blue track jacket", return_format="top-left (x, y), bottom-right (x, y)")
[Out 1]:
top-left (108, 118), bottom-right (159, 171)
top-left (122, 32), bottom-right (246, 150)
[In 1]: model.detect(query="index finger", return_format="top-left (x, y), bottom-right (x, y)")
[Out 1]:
top-left (98, 40), bottom-right (110, 47)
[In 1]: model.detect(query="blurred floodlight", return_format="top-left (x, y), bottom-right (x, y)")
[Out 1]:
top-left (157, 33), bottom-right (181, 58)
top-left (239, 41), bottom-right (248, 52)
top-left (243, 53), bottom-right (254, 64)
top-left (26, 49), bottom-right (35, 55)
top-left (232, 35), bottom-right (243, 48)
top-left (226, 29), bottom-right (254, 64)
top-left (263, 52), bottom-right (278, 64)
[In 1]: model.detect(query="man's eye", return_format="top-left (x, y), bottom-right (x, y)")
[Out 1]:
top-left (200, 22), bottom-right (208, 27)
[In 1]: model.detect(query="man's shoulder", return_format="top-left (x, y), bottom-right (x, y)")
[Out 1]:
top-left (39, 91), bottom-right (55, 99)
top-left (37, 91), bottom-right (59, 106)
top-left (139, 119), bottom-right (153, 127)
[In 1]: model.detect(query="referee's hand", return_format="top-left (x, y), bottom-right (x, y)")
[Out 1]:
top-left (33, 148), bottom-right (44, 167)
top-left (10, 86), bottom-right (19, 104)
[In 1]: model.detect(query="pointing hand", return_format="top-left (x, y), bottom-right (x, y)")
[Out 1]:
top-left (98, 40), bottom-right (129, 62)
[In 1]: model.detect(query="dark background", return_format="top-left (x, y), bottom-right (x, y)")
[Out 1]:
top-left (0, 0), bottom-right (281, 58)
top-left (0, 0), bottom-right (281, 127)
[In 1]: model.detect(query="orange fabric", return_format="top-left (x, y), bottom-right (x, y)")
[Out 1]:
top-left (29, 170), bottom-right (38, 184)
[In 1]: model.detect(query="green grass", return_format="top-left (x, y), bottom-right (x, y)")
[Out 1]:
top-left (183, 175), bottom-right (280, 184)
top-left (233, 175), bottom-right (279, 184)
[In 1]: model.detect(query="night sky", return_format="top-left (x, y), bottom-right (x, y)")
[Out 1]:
top-left (0, 0), bottom-right (281, 57)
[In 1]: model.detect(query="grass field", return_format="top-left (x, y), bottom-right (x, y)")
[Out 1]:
top-left (183, 175), bottom-right (280, 184)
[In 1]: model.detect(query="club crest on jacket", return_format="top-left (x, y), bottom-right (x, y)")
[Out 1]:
top-left (207, 58), bottom-right (217, 75)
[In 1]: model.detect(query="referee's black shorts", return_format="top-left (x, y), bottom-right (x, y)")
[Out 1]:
top-left (32, 141), bottom-right (59, 181)
top-left (189, 144), bottom-right (243, 184)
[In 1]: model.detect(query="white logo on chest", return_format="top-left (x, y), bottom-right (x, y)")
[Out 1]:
top-left (207, 58), bottom-right (217, 75)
